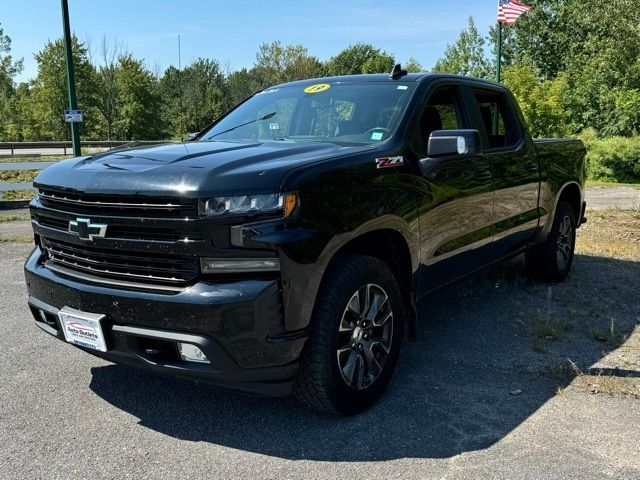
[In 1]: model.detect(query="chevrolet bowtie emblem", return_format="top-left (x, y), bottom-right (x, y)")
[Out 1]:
top-left (68, 218), bottom-right (107, 240)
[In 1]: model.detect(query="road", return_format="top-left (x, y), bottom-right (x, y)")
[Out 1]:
top-left (0, 148), bottom-right (70, 156)
top-left (586, 185), bottom-right (640, 210)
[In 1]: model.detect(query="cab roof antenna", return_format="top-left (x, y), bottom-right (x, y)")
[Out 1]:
top-left (390, 63), bottom-right (408, 80)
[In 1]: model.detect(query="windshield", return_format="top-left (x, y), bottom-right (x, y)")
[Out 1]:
top-left (200, 82), bottom-right (416, 144)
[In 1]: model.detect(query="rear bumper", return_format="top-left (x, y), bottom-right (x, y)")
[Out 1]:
top-left (24, 247), bottom-right (306, 396)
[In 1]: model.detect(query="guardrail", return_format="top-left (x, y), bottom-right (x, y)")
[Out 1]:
top-left (0, 161), bottom-right (57, 202)
top-left (0, 141), bottom-right (169, 202)
top-left (0, 140), bottom-right (168, 155)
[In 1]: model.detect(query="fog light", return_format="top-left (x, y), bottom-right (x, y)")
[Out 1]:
top-left (178, 343), bottom-right (210, 364)
top-left (200, 257), bottom-right (280, 273)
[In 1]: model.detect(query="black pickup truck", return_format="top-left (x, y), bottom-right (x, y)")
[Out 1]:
top-left (24, 70), bottom-right (586, 414)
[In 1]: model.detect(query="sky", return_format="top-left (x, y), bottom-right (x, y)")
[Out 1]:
top-left (2, 0), bottom-right (499, 83)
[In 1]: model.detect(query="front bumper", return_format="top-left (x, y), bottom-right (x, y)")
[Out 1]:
top-left (24, 247), bottom-right (306, 396)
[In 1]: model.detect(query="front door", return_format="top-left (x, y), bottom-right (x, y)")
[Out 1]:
top-left (410, 85), bottom-right (495, 295)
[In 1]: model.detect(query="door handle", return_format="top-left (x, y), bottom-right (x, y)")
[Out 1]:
top-left (475, 168), bottom-right (492, 181)
top-left (524, 162), bottom-right (538, 173)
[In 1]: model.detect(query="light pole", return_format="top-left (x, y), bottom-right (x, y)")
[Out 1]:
top-left (61, 0), bottom-right (81, 156)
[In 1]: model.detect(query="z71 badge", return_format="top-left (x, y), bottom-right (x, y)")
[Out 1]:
top-left (375, 156), bottom-right (405, 169)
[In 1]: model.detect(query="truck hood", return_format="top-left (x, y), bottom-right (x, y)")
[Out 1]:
top-left (34, 140), bottom-right (375, 197)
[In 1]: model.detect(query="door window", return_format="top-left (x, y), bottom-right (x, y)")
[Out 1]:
top-left (472, 90), bottom-right (520, 149)
top-left (415, 87), bottom-right (464, 155)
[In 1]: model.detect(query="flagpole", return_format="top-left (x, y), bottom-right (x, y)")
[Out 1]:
top-left (495, 21), bottom-right (503, 83)
top-left (492, 21), bottom-right (503, 134)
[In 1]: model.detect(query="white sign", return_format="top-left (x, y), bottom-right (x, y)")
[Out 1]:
top-left (58, 307), bottom-right (107, 352)
top-left (64, 109), bottom-right (83, 123)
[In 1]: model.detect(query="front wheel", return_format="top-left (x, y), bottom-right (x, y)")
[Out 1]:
top-left (293, 255), bottom-right (403, 414)
top-left (526, 201), bottom-right (577, 282)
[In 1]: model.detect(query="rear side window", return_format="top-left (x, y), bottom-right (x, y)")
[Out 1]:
top-left (472, 90), bottom-right (520, 149)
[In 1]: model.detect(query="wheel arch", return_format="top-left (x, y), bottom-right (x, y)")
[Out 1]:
top-left (315, 224), bottom-right (418, 339)
top-left (557, 181), bottom-right (583, 224)
top-left (536, 180), bottom-right (584, 245)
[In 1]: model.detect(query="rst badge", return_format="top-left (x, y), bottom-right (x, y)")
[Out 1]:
top-left (375, 156), bottom-right (405, 169)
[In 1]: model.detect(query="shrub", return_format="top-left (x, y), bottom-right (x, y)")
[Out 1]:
top-left (579, 130), bottom-right (640, 182)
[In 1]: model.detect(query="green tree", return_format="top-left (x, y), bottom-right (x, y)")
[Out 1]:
top-left (404, 57), bottom-right (424, 73)
top-left (326, 43), bottom-right (395, 75)
top-left (220, 67), bottom-right (262, 114)
top-left (433, 17), bottom-right (492, 79)
top-left (160, 59), bottom-right (225, 137)
top-left (94, 37), bottom-right (124, 140)
top-left (488, 23), bottom-right (517, 71)
top-left (601, 89), bottom-right (640, 137)
top-left (26, 36), bottom-right (98, 140)
top-left (254, 41), bottom-right (323, 87)
top-left (361, 52), bottom-right (395, 74)
top-left (1, 83), bottom-right (32, 141)
top-left (0, 23), bottom-right (24, 141)
top-left (498, 0), bottom-right (566, 79)
top-left (503, 62), bottom-right (570, 138)
top-left (494, 0), bottom-right (640, 136)
top-left (0, 23), bottom-right (23, 96)
top-left (112, 54), bottom-right (162, 140)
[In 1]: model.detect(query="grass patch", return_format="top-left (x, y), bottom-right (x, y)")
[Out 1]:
top-left (586, 180), bottom-right (640, 190)
top-left (526, 308), bottom-right (573, 353)
top-left (0, 189), bottom-right (34, 201)
top-left (0, 169), bottom-right (39, 184)
top-left (568, 360), bottom-right (640, 399)
top-left (0, 155), bottom-right (70, 163)
top-left (589, 318), bottom-right (629, 348)
top-left (0, 235), bottom-right (33, 243)
top-left (576, 209), bottom-right (640, 260)
top-left (530, 313), bottom-right (573, 341)
top-left (0, 214), bottom-right (29, 223)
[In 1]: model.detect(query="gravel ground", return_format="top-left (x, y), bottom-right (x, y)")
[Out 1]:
top-left (1, 189), bottom-right (639, 479)
top-left (585, 185), bottom-right (640, 210)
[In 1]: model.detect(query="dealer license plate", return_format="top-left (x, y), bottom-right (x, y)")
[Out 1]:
top-left (58, 307), bottom-right (107, 352)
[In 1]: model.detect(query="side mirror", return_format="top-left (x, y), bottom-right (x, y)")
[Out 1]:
top-left (187, 132), bottom-right (199, 141)
top-left (427, 129), bottom-right (482, 158)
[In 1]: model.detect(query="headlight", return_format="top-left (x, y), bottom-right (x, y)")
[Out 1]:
top-left (199, 193), bottom-right (297, 217)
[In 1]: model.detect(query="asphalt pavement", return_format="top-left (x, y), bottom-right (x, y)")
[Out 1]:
top-left (1, 193), bottom-right (639, 479)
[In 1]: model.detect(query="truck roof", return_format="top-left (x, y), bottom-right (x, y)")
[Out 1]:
top-left (272, 73), bottom-right (505, 89)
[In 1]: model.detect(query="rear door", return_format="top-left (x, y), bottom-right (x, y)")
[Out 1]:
top-left (466, 86), bottom-right (540, 257)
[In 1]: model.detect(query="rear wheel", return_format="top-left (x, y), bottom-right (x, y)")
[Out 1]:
top-left (293, 255), bottom-right (403, 414)
top-left (526, 201), bottom-right (576, 282)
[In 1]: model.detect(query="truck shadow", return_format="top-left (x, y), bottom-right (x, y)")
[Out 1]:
top-left (89, 253), bottom-right (639, 461)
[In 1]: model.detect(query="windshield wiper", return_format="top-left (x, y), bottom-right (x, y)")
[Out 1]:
top-left (206, 112), bottom-right (277, 139)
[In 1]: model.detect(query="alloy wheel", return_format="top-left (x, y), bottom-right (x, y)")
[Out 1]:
top-left (336, 283), bottom-right (394, 390)
top-left (556, 215), bottom-right (574, 270)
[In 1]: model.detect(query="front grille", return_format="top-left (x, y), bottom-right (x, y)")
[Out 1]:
top-left (41, 237), bottom-right (199, 287)
top-left (34, 214), bottom-right (194, 242)
top-left (37, 188), bottom-right (197, 218)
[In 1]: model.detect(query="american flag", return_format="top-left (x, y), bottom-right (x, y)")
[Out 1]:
top-left (498, 0), bottom-right (532, 25)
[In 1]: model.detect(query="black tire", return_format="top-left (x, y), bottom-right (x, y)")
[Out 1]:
top-left (293, 254), bottom-right (404, 415)
top-left (526, 201), bottom-right (577, 282)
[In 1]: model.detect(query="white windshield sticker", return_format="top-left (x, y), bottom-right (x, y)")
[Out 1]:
top-left (370, 131), bottom-right (384, 141)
